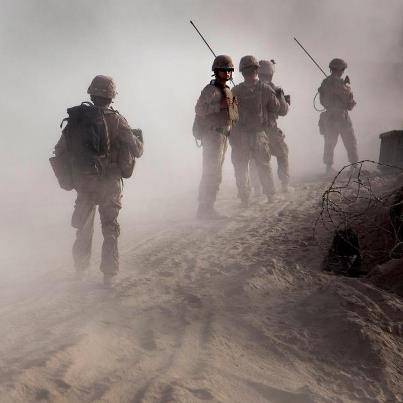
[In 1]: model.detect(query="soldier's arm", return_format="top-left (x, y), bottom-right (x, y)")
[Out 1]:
top-left (277, 90), bottom-right (289, 116)
top-left (195, 85), bottom-right (220, 117)
top-left (331, 80), bottom-right (356, 110)
top-left (118, 115), bottom-right (144, 158)
top-left (346, 91), bottom-right (356, 110)
top-left (318, 80), bottom-right (331, 109)
top-left (266, 87), bottom-right (281, 115)
top-left (272, 83), bottom-right (289, 116)
top-left (340, 84), bottom-right (356, 110)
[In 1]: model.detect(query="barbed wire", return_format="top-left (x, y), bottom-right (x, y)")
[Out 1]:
top-left (314, 160), bottom-right (403, 271)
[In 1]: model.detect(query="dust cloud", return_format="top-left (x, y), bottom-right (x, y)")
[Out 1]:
top-left (0, 0), bottom-right (402, 305)
top-left (1, 1), bottom-right (403, 401)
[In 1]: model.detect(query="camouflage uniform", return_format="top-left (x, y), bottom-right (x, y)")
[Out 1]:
top-left (193, 56), bottom-right (238, 216)
top-left (54, 76), bottom-right (139, 276)
top-left (251, 60), bottom-right (289, 193)
top-left (318, 59), bottom-right (358, 169)
top-left (230, 58), bottom-right (280, 204)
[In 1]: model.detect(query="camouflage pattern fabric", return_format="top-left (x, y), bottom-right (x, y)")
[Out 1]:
top-left (72, 178), bottom-right (121, 274)
top-left (318, 75), bottom-right (358, 166)
top-left (55, 105), bottom-right (136, 274)
top-left (230, 80), bottom-right (280, 201)
top-left (194, 81), bottom-right (238, 208)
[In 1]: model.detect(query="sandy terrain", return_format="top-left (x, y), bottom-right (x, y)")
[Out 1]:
top-left (0, 182), bottom-right (402, 403)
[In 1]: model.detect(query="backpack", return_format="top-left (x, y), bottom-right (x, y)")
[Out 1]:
top-left (63, 102), bottom-right (111, 176)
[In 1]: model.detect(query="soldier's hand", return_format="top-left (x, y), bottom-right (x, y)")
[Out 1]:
top-left (132, 128), bottom-right (143, 142)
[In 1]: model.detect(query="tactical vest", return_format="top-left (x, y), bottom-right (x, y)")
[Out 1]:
top-left (207, 81), bottom-right (238, 129)
top-left (235, 81), bottom-right (265, 131)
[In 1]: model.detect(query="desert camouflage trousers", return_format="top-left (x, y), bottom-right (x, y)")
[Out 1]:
top-left (230, 128), bottom-right (274, 201)
top-left (250, 128), bottom-right (289, 190)
top-left (320, 111), bottom-right (358, 166)
top-left (198, 130), bottom-right (228, 208)
top-left (71, 177), bottom-right (122, 275)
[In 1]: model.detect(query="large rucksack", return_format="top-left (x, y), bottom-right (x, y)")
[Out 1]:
top-left (63, 102), bottom-right (111, 176)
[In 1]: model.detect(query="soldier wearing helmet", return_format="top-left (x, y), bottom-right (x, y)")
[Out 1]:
top-left (53, 75), bottom-right (143, 287)
top-left (229, 55), bottom-right (281, 207)
top-left (193, 55), bottom-right (238, 219)
top-left (318, 58), bottom-right (358, 175)
top-left (249, 59), bottom-right (290, 193)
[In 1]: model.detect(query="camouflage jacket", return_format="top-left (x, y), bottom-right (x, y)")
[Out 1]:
top-left (232, 80), bottom-right (281, 131)
top-left (318, 75), bottom-right (356, 112)
top-left (193, 80), bottom-right (238, 136)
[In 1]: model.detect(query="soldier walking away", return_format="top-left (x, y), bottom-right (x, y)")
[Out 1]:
top-left (193, 55), bottom-right (238, 219)
top-left (252, 59), bottom-right (290, 193)
top-left (318, 58), bottom-right (358, 176)
top-left (51, 75), bottom-right (143, 288)
top-left (230, 55), bottom-right (281, 208)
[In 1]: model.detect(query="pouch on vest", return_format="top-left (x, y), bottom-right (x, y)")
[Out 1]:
top-left (49, 154), bottom-right (74, 191)
top-left (192, 115), bottom-right (205, 140)
top-left (318, 112), bottom-right (327, 135)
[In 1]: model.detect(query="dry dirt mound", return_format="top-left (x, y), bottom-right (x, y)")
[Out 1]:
top-left (368, 258), bottom-right (403, 297)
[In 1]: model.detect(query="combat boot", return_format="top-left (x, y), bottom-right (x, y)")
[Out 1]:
top-left (240, 197), bottom-right (249, 208)
top-left (266, 194), bottom-right (274, 203)
top-left (325, 165), bottom-right (337, 176)
top-left (280, 182), bottom-right (289, 193)
top-left (197, 203), bottom-right (226, 220)
top-left (103, 274), bottom-right (115, 289)
top-left (253, 186), bottom-right (262, 197)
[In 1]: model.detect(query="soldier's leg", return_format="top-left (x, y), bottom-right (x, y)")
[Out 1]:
top-left (271, 129), bottom-right (289, 189)
top-left (249, 159), bottom-right (262, 195)
top-left (198, 131), bottom-right (228, 215)
top-left (323, 130), bottom-right (339, 172)
top-left (98, 180), bottom-right (122, 276)
top-left (340, 126), bottom-right (359, 164)
top-left (231, 133), bottom-right (251, 205)
top-left (71, 193), bottom-right (96, 270)
top-left (254, 131), bottom-right (275, 200)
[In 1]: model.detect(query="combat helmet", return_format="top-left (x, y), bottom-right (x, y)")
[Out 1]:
top-left (258, 60), bottom-right (276, 76)
top-left (239, 55), bottom-right (259, 72)
top-left (87, 75), bottom-right (117, 99)
top-left (212, 55), bottom-right (234, 71)
top-left (329, 58), bottom-right (347, 70)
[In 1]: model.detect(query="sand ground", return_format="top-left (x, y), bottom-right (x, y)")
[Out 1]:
top-left (0, 182), bottom-right (402, 403)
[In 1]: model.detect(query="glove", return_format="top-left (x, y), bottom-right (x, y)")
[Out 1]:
top-left (132, 128), bottom-right (143, 143)
top-left (275, 87), bottom-right (284, 98)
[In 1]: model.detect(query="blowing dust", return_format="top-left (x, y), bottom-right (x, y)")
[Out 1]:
top-left (0, 1), bottom-right (402, 402)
